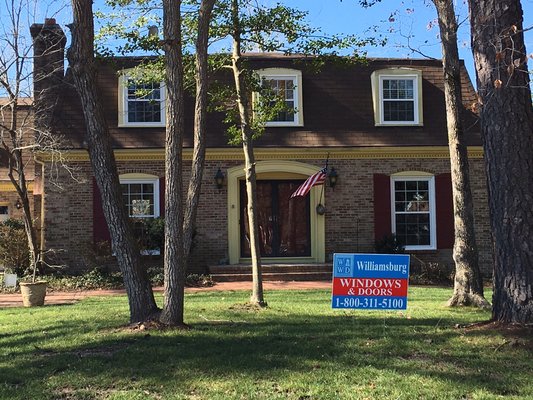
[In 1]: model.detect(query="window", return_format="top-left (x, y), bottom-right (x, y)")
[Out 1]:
top-left (118, 72), bottom-right (166, 127)
top-left (371, 68), bottom-right (423, 126)
top-left (391, 175), bottom-right (436, 250)
top-left (120, 174), bottom-right (161, 254)
top-left (0, 204), bottom-right (8, 222)
top-left (121, 179), bottom-right (159, 218)
top-left (257, 68), bottom-right (304, 127)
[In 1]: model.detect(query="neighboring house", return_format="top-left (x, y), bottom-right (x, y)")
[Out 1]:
top-left (0, 98), bottom-right (41, 227)
top-left (27, 20), bottom-right (491, 276)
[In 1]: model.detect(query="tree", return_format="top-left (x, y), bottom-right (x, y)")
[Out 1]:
top-left (0, 1), bottom-right (68, 281)
top-left (160, 0), bottom-right (215, 326)
top-left (68, 0), bottom-right (159, 323)
top-left (228, 0), bottom-right (265, 306)
top-left (215, 0), bottom-right (379, 306)
top-left (74, 0), bottom-right (216, 325)
top-left (358, 0), bottom-right (489, 308)
top-left (431, 0), bottom-right (489, 308)
top-left (467, 0), bottom-right (533, 323)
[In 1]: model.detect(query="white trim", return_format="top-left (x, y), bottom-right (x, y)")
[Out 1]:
top-left (390, 174), bottom-right (436, 250)
top-left (227, 160), bottom-right (324, 265)
top-left (371, 68), bottom-right (423, 127)
top-left (118, 72), bottom-right (166, 127)
top-left (257, 68), bottom-right (304, 127)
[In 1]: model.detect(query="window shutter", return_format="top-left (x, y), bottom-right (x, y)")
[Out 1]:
top-left (435, 173), bottom-right (454, 249)
top-left (92, 178), bottom-right (111, 244)
top-left (159, 176), bottom-right (165, 218)
top-left (373, 174), bottom-right (392, 240)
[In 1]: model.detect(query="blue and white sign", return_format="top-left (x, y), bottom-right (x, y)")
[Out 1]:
top-left (332, 253), bottom-right (410, 310)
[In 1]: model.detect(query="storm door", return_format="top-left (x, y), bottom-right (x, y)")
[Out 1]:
top-left (240, 180), bottom-right (311, 258)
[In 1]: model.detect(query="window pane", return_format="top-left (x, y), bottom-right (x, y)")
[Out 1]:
top-left (263, 77), bottom-right (297, 123)
top-left (142, 184), bottom-right (154, 194)
top-left (395, 213), bottom-right (430, 246)
top-left (126, 81), bottom-right (162, 123)
top-left (121, 182), bottom-right (156, 217)
top-left (383, 101), bottom-right (414, 122)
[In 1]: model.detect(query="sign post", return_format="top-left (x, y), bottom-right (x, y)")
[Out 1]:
top-left (331, 253), bottom-right (410, 310)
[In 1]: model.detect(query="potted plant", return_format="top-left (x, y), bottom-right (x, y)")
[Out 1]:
top-left (20, 279), bottom-right (47, 307)
top-left (0, 219), bottom-right (47, 306)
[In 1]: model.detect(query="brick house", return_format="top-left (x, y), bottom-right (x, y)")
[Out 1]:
top-left (25, 21), bottom-right (491, 277)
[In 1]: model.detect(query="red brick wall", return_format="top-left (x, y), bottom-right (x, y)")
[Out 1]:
top-left (42, 155), bottom-right (492, 277)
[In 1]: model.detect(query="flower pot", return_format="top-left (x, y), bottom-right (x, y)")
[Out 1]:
top-left (3, 273), bottom-right (17, 287)
top-left (20, 281), bottom-right (47, 307)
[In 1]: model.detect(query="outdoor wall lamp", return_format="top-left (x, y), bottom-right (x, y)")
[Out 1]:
top-left (15, 199), bottom-right (22, 210)
top-left (328, 167), bottom-right (338, 189)
top-left (214, 168), bottom-right (225, 189)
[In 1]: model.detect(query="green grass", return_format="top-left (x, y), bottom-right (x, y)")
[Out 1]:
top-left (1, 287), bottom-right (531, 399)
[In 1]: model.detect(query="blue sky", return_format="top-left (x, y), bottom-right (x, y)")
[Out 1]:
top-left (17, 0), bottom-right (533, 87)
top-left (280, 0), bottom-right (533, 84)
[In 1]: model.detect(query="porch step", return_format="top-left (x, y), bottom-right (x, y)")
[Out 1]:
top-left (208, 264), bottom-right (332, 282)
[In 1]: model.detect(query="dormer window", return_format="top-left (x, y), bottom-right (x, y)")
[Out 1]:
top-left (371, 68), bottom-right (423, 126)
top-left (118, 72), bottom-right (166, 127)
top-left (257, 68), bottom-right (304, 127)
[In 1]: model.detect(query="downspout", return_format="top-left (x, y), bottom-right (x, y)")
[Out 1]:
top-left (33, 155), bottom-right (46, 260)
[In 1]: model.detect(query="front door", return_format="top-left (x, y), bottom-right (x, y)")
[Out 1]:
top-left (240, 180), bottom-right (311, 258)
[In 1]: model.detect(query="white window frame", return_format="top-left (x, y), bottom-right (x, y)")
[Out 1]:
top-left (390, 173), bottom-right (436, 250)
top-left (118, 72), bottom-right (166, 127)
top-left (371, 68), bottom-right (423, 127)
top-left (120, 174), bottom-right (160, 255)
top-left (120, 175), bottom-right (160, 219)
top-left (257, 68), bottom-right (304, 127)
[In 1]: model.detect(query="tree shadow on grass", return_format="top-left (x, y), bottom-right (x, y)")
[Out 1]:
top-left (1, 309), bottom-right (530, 399)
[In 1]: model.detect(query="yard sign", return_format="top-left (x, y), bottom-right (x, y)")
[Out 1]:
top-left (332, 253), bottom-right (410, 310)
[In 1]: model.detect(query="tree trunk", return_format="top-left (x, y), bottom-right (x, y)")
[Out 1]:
top-left (468, 0), bottom-right (533, 323)
top-left (68, 0), bottom-right (158, 323)
top-left (8, 146), bottom-right (40, 280)
top-left (183, 0), bottom-right (216, 258)
top-left (433, 0), bottom-right (489, 308)
top-left (159, 0), bottom-right (187, 327)
top-left (3, 100), bottom-right (41, 280)
top-left (230, 0), bottom-right (266, 306)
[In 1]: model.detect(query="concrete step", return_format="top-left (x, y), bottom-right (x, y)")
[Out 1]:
top-left (210, 270), bottom-right (332, 283)
top-left (209, 263), bottom-right (332, 275)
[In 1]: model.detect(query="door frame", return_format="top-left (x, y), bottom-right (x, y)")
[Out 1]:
top-left (227, 160), bottom-right (326, 265)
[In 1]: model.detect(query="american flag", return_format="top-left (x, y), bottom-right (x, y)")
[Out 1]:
top-left (290, 168), bottom-right (327, 198)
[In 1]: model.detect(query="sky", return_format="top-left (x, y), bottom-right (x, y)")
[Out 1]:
top-left (279, 0), bottom-right (533, 85)
top-left (5, 0), bottom-right (533, 90)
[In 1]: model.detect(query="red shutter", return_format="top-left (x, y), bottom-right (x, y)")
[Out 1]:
top-left (373, 174), bottom-right (392, 240)
top-left (159, 176), bottom-right (165, 218)
top-left (435, 173), bottom-right (454, 249)
top-left (93, 178), bottom-right (111, 244)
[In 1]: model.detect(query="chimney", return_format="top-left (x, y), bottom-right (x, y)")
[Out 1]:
top-left (30, 19), bottom-right (66, 130)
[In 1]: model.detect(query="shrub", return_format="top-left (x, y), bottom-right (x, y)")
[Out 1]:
top-left (0, 219), bottom-right (30, 276)
top-left (375, 233), bottom-right (405, 254)
top-left (409, 259), bottom-right (454, 286)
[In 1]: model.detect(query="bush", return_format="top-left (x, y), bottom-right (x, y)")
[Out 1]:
top-left (375, 233), bottom-right (405, 254)
top-left (0, 219), bottom-right (30, 276)
top-left (409, 260), bottom-right (454, 286)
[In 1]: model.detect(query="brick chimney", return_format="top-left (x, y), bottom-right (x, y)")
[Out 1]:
top-left (30, 19), bottom-right (66, 130)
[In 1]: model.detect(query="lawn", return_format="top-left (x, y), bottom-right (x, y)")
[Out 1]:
top-left (0, 287), bottom-right (531, 400)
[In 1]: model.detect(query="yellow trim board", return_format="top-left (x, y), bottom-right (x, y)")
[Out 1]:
top-left (0, 181), bottom-right (34, 192)
top-left (36, 146), bottom-right (484, 162)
